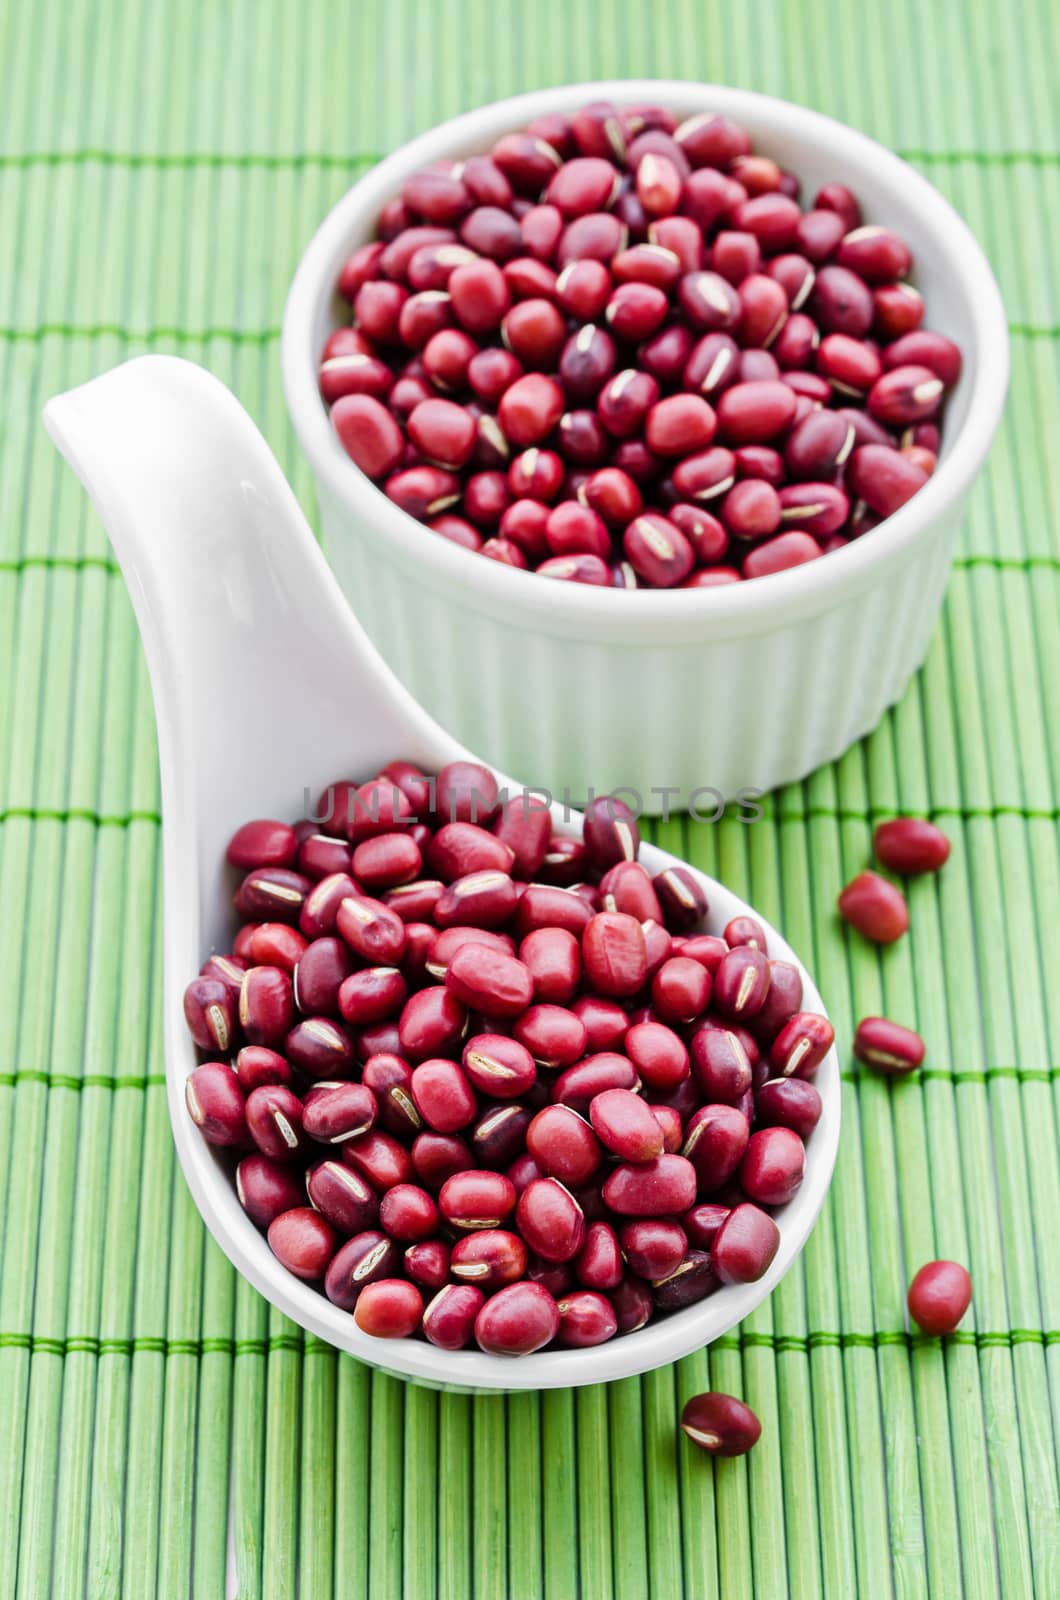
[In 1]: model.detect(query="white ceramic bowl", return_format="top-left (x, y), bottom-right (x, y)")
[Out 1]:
top-left (46, 357), bottom-right (839, 1392)
top-left (284, 79), bottom-right (1008, 813)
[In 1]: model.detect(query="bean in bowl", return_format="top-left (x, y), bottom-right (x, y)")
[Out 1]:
top-left (184, 761), bottom-right (834, 1357)
top-left (321, 99), bottom-right (962, 588)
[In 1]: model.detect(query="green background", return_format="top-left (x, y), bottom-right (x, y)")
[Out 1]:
top-left (1, 1), bottom-right (1058, 1595)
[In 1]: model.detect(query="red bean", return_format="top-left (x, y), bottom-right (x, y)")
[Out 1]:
top-left (755, 1077), bottom-right (822, 1139)
top-left (445, 943), bottom-right (533, 1018)
top-left (682, 1103), bottom-right (750, 1190)
top-left (589, 1088), bottom-right (665, 1163)
top-left (475, 1281), bottom-right (561, 1355)
top-left (462, 1034), bottom-right (537, 1099)
top-left (874, 817), bottom-right (950, 875)
top-left (883, 330), bottom-right (962, 388)
top-left (575, 1221), bottom-right (624, 1290)
top-left (517, 1178), bottom-right (587, 1261)
top-left (340, 1128), bottom-right (413, 1193)
top-left (853, 1016), bottom-right (925, 1075)
top-left (354, 1279), bottom-right (424, 1338)
top-left (227, 819), bottom-right (298, 870)
top-left (574, 804), bottom-right (634, 880)
top-left (739, 1126), bottom-right (806, 1205)
top-left (679, 271), bottom-right (740, 332)
top-left (868, 365), bottom-right (944, 427)
top-left (907, 1260), bottom-right (972, 1335)
top-left (620, 1218), bottom-right (688, 1279)
top-left (645, 394), bottom-right (717, 457)
top-left (602, 1153), bottom-right (697, 1216)
top-left (582, 912), bottom-right (648, 997)
top-left (307, 1160), bottom-right (381, 1234)
top-left (268, 1208), bottom-right (337, 1280)
top-left (715, 379), bottom-right (797, 445)
top-left (623, 513), bottom-right (694, 587)
top-left (838, 869), bottom-right (909, 943)
top-left (847, 444), bottom-right (929, 517)
top-left (235, 1043), bottom-right (293, 1094)
top-left (423, 1283), bottom-right (486, 1349)
top-left (710, 1202), bottom-right (780, 1283)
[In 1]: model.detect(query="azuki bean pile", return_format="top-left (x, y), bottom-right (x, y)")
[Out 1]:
top-left (183, 759), bottom-right (835, 1357)
top-left (321, 100), bottom-right (963, 588)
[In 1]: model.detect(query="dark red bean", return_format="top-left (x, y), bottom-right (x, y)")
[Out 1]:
top-left (302, 1082), bottom-right (378, 1144)
top-left (749, 960), bottom-right (803, 1043)
top-left (324, 1231), bottom-right (401, 1310)
top-left (597, 368), bottom-right (659, 438)
top-left (847, 444), bottom-right (929, 517)
top-left (244, 1084), bottom-right (307, 1163)
top-left (307, 1160), bottom-right (381, 1234)
top-left (681, 1203), bottom-right (730, 1251)
top-left (769, 1012), bottom-right (835, 1079)
top-left (652, 1250), bottom-right (719, 1309)
top-left (690, 1022), bottom-right (753, 1105)
top-left (812, 265), bottom-right (874, 337)
top-left (681, 1391), bottom-right (761, 1455)
top-left (236, 1154), bottom-right (305, 1227)
top-left (623, 512), bottom-right (694, 587)
top-left (785, 410), bottom-right (857, 479)
top-left (362, 1054), bottom-right (423, 1139)
top-left (185, 1063), bottom-right (247, 1147)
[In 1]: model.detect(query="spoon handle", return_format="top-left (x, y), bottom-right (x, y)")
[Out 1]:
top-left (43, 355), bottom-right (458, 834)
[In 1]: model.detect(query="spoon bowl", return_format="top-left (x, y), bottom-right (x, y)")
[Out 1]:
top-left (44, 356), bottom-right (840, 1391)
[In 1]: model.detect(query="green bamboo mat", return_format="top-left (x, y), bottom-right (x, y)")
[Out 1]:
top-left (1, 1), bottom-right (1058, 1595)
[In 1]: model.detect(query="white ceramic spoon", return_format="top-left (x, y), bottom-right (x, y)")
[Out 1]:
top-left (44, 355), bottom-right (839, 1392)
